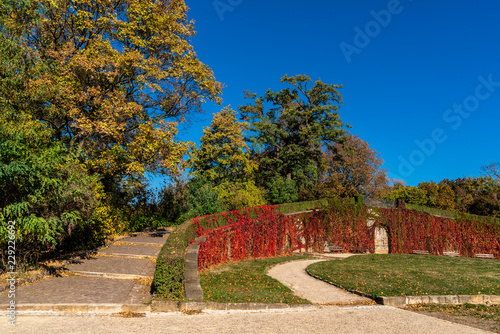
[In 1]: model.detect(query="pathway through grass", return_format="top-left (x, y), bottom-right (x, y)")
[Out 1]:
top-left (307, 254), bottom-right (500, 297)
top-left (199, 256), bottom-right (312, 304)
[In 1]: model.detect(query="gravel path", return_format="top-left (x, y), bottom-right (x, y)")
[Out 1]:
top-left (1, 307), bottom-right (490, 334)
top-left (267, 259), bottom-right (371, 304)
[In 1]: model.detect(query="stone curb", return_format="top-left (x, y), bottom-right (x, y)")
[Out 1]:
top-left (377, 294), bottom-right (500, 307)
top-left (0, 301), bottom-right (319, 314)
top-left (3, 295), bottom-right (499, 314)
top-left (184, 244), bottom-right (203, 301)
top-left (67, 271), bottom-right (153, 280)
top-left (306, 267), bottom-right (500, 307)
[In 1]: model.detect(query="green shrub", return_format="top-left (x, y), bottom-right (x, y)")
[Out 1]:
top-left (267, 177), bottom-right (299, 204)
top-left (153, 256), bottom-right (184, 299)
top-left (128, 215), bottom-right (158, 232)
top-left (153, 219), bottom-right (194, 299)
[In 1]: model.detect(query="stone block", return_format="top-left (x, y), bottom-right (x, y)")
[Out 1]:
top-left (151, 300), bottom-right (179, 312)
top-left (428, 295), bottom-right (446, 304)
top-left (489, 295), bottom-right (500, 304)
top-left (182, 302), bottom-right (207, 311)
top-left (266, 303), bottom-right (289, 309)
top-left (377, 296), bottom-right (406, 307)
top-left (123, 304), bottom-right (150, 313)
top-left (203, 302), bottom-right (227, 310)
top-left (444, 295), bottom-right (459, 304)
top-left (227, 303), bottom-right (268, 310)
top-left (184, 282), bottom-right (203, 301)
top-left (54, 304), bottom-right (91, 312)
top-left (406, 296), bottom-right (424, 305)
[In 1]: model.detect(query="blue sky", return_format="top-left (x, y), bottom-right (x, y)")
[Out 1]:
top-left (151, 0), bottom-right (500, 189)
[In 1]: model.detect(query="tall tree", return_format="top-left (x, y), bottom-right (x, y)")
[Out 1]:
top-left (320, 135), bottom-right (389, 198)
top-left (240, 74), bottom-right (348, 200)
top-left (1, 0), bottom-right (223, 179)
top-left (188, 107), bottom-right (265, 211)
top-left (189, 107), bottom-right (256, 185)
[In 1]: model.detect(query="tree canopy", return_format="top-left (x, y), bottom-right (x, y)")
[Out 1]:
top-left (1, 0), bottom-right (223, 178)
top-left (189, 107), bottom-right (256, 185)
top-left (188, 107), bottom-right (265, 213)
top-left (320, 135), bottom-right (389, 198)
top-left (240, 74), bottom-right (348, 200)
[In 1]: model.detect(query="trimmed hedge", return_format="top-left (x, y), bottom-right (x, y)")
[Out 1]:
top-left (152, 199), bottom-right (327, 300)
top-left (153, 219), bottom-right (194, 299)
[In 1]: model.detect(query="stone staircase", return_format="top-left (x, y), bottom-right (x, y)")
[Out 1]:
top-left (0, 231), bottom-right (170, 306)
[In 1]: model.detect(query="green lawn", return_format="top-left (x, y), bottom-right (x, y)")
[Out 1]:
top-left (199, 256), bottom-right (312, 304)
top-left (307, 254), bottom-right (500, 297)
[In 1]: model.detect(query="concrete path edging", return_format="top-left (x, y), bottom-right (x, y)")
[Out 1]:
top-left (0, 301), bottom-right (324, 314)
top-left (377, 294), bottom-right (500, 307)
top-left (2, 295), bottom-right (498, 314)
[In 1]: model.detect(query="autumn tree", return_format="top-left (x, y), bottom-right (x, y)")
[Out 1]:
top-left (240, 75), bottom-right (348, 200)
top-left (1, 0), bottom-right (223, 179)
top-left (190, 107), bottom-right (256, 185)
top-left (188, 107), bottom-right (266, 212)
top-left (320, 135), bottom-right (389, 198)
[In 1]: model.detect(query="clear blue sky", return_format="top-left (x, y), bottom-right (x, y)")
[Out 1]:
top-left (151, 0), bottom-right (500, 189)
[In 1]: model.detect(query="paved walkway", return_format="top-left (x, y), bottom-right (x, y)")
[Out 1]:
top-left (0, 231), bottom-right (169, 306)
top-left (267, 258), bottom-right (372, 305)
top-left (0, 307), bottom-right (490, 333)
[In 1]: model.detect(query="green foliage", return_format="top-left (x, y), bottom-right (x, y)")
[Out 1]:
top-left (154, 256), bottom-right (184, 299)
top-left (2, 0), bottom-right (222, 181)
top-left (187, 107), bottom-right (265, 213)
top-left (189, 107), bottom-right (256, 185)
top-left (217, 180), bottom-right (267, 211)
top-left (386, 171), bottom-right (500, 218)
top-left (128, 215), bottom-right (159, 233)
top-left (277, 199), bottom-right (328, 214)
top-left (153, 219), bottom-right (195, 300)
top-left (385, 186), bottom-right (428, 206)
top-left (183, 176), bottom-right (225, 220)
top-left (157, 178), bottom-right (189, 226)
top-left (0, 112), bottom-right (99, 268)
top-left (240, 74), bottom-right (348, 200)
top-left (355, 194), bottom-right (364, 205)
top-left (266, 176), bottom-right (299, 204)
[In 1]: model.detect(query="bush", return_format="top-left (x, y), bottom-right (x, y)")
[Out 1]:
top-left (0, 113), bottom-right (99, 269)
top-left (128, 215), bottom-right (158, 232)
top-left (153, 256), bottom-right (184, 299)
top-left (267, 177), bottom-right (299, 204)
top-left (152, 219), bottom-right (194, 299)
top-left (217, 180), bottom-right (267, 211)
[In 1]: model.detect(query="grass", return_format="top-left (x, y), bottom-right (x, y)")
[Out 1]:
top-left (409, 303), bottom-right (500, 321)
top-left (408, 303), bottom-right (500, 333)
top-left (199, 256), bottom-right (313, 304)
top-left (307, 254), bottom-right (500, 297)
